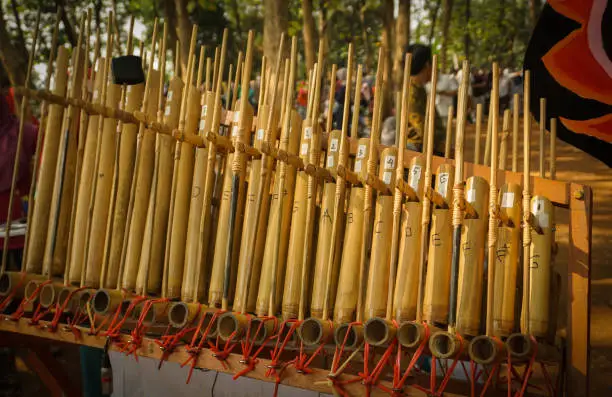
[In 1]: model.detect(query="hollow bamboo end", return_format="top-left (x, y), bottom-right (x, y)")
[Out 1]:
top-left (130, 301), bottom-right (169, 325)
top-left (92, 289), bottom-right (126, 315)
top-left (39, 283), bottom-right (61, 308)
top-left (429, 331), bottom-right (462, 359)
top-left (298, 318), bottom-right (333, 346)
top-left (363, 317), bottom-right (396, 347)
top-left (468, 335), bottom-right (505, 365)
top-left (397, 321), bottom-right (426, 349)
top-left (77, 290), bottom-right (94, 312)
top-left (0, 272), bottom-right (45, 297)
top-left (506, 333), bottom-right (534, 361)
top-left (247, 318), bottom-right (277, 344)
top-left (334, 323), bottom-right (363, 349)
top-left (24, 280), bottom-right (41, 301)
top-left (217, 312), bottom-right (249, 340)
top-left (168, 302), bottom-right (200, 328)
top-left (57, 286), bottom-right (79, 313)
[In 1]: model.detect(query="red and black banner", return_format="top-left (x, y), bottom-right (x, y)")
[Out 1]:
top-left (524, 0), bottom-right (612, 166)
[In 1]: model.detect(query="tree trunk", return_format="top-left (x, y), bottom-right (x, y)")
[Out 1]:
top-left (164, 0), bottom-right (178, 73)
top-left (55, 0), bottom-right (76, 46)
top-left (529, 0), bottom-right (541, 28)
top-left (440, 0), bottom-right (454, 72)
top-left (393, 0), bottom-right (410, 89)
top-left (174, 0), bottom-right (191, 76)
top-left (0, 4), bottom-right (27, 87)
top-left (381, 0), bottom-right (394, 118)
top-left (9, 0), bottom-right (27, 61)
top-left (302, 0), bottom-right (318, 72)
top-left (263, 0), bottom-right (288, 72)
top-left (359, 1), bottom-right (372, 73)
top-left (428, 0), bottom-right (442, 45)
top-left (317, 0), bottom-right (330, 67)
top-left (464, 0), bottom-right (470, 60)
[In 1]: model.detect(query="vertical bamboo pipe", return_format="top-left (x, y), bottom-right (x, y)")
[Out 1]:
top-left (24, 45), bottom-right (69, 274)
top-left (539, 98), bottom-right (546, 178)
top-left (281, 50), bottom-right (321, 320)
top-left (521, 71), bottom-right (532, 334)
top-left (22, 11), bottom-right (61, 269)
top-left (415, 55), bottom-right (439, 323)
top-left (68, 54), bottom-right (105, 284)
top-left (474, 103), bottom-right (483, 165)
top-left (486, 63), bottom-right (500, 337)
top-left (499, 109), bottom-right (510, 171)
top-left (512, 93), bottom-right (519, 172)
top-left (550, 118), bottom-right (556, 180)
top-left (42, 15), bottom-right (86, 278)
top-left (164, 29), bottom-right (202, 299)
top-left (234, 36), bottom-right (285, 313)
top-left (120, 19), bottom-right (161, 291)
top-left (483, 99), bottom-right (493, 166)
top-left (444, 106), bottom-right (453, 158)
top-left (257, 59), bottom-right (300, 317)
top-left (102, 27), bottom-right (145, 289)
top-left (84, 25), bottom-right (121, 288)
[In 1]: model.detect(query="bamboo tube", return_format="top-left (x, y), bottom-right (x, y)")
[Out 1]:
top-left (173, 47), bottom-right (209, 302)
top-left (22, 11), bottom-right (61, 269)
top-left (333, 137), bottom-right (370, 323)
top-left (414, 54), bottom-right (439, 324)
top-left (281, 54), bottom-right (321, 321)
top-left (63, 13), bottom-right (92, 287)
top-left (255, 59), bottom-right (297, 317)
top-left (234, 38), bottom-right (284, 314)
top-left (356, 49), bottom-right (384, 327)
top-left (455, 175), bottom-right (489, 335)
top-left (310, 49), bottom-right (350, 321)
top-left (363, 147), bottom-right (397, 319)
top-left (68, 56), bottom-right (105, 284)
top-left (474, 103), bottom-right (483, 165)
top-left (84, 29), bottom-right (121, 288)
top-left (120, 19), bottom-right (162, 291)
top-left (521, 71), bottom-right (532, 334)
top-left (42, 16), bottom-right (86, 278)
top-left (24, 46), bottom-right (69, 274)
top-left (539, 98), bottom-right (546, 178)
top-left (231, 51), bottom-right (243, 109)
top-left (512, 93), bottom-right (519, 172)
top-left (182, 87), bottom-right (215, 302)
top-left (528, 196), bottom-right (554, 337)
top-left (159, 26), bottom-right (199, 299)
top-left (485, 63), bottom-right (500, 339)
top-left (102, 81), bottom-right (145, 288)
top-left (499, 109), bottom-right (510, 170)
top-left (190, 30), bottom-right (229, 305)
top-left (492, 183), bottom-right (521, 336)
top-left (483, 99), bottom-right (493, 166)
top-left (444, 106), bottom-right (453, 158)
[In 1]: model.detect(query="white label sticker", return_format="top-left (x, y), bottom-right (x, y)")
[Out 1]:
top-left (93, 90), bottom-right (99, 101)
top-left (538, 212), bottom-right (549, 228)
top-left (357, 144), bottom-right (367, 159)
top-left (165, 105), bottom-right (171, 116)
top-left (385, 155), bottom-right (396, 170)
top-left (233, 111), bottom-right (240, 122)
top-left (304, 126), bottom-right (313, 139)
top-left (127, 85), bottom-right (132, 94)
top-left (354, 160), bottom-right (362, 173)
top-left (383, 171), bottom-right (393, 185)
top-left (330, 138), bottom-right (339, 152)
top-left (199, 119), bottom-right (206, 131)
top-left (301, 143), bottom-right (309, 155)
top-left (232, 125), bottom-right (240, 137)
top-left (167, 90), bottom-right (173, 100)
top-left (257, 128), bottom-right (265, 140)
top-left (501, 192), bottom-right (515, 208)
top-left (438, 173), bottom-right (449, 197)
top-left (201, 105), bottom-right (208, 117)
top-left (467, 189), bottom-right (476, 203)
top-left (326, 155), bottom-right (334, 168)
top-left (409, 165), bottom-right (422, 190)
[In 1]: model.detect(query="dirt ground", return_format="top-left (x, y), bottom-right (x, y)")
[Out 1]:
top-left (463, 120), bottom-right (612, 395)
